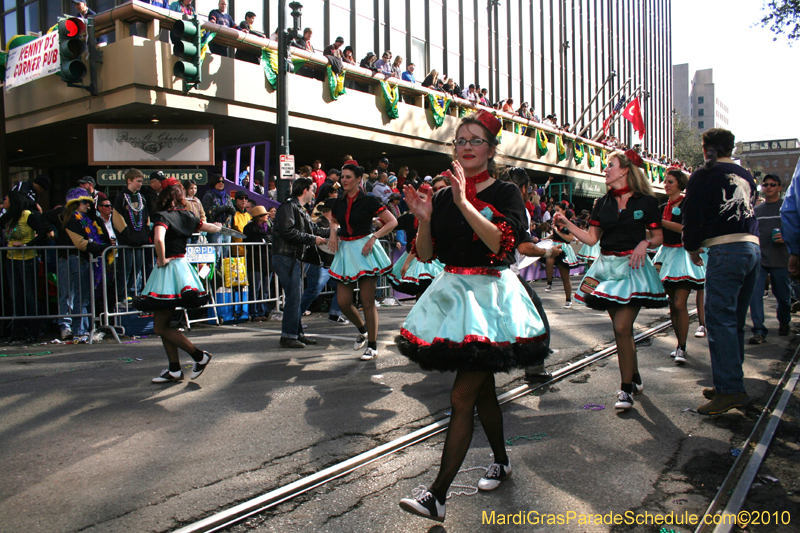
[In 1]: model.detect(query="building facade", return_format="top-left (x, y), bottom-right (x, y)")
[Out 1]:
top-left (739, 139), bottom-right (800, 183)
top-left (673, 64), bottom-right (729, 135)
top-left (3, 0), bottom-right (674, 156)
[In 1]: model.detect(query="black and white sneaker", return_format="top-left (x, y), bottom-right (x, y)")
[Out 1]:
top-left (545, 284), bottom-right (552, 292)
top-left (673, 347), bottom-right (686, 366)
top-left (328, 315), bottom-right (350, 324)
top-left (360, 347), bottom-right (378, 361)
top-left (152, 369), bottom-right (184, 383)
top-left (478, 460), bottom-right (512, 491)
top-left (353, 333), bottom-right (368, 350)
top-left (631, 380), bottom-right (644, 394)
top-left (190, 352), bottom-right (212, 379)
top-left (399, 487), bottom-right (445, 522)
top-left (614, 390), bottom-right (634, 410)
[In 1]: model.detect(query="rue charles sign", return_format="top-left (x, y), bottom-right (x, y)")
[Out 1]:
top-left (97, 169), bottom-right (208, 186)
top-left (88, 125), bottom-right (214, 166)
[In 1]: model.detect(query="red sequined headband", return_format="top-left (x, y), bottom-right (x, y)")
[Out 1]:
top-left (666, 165), bottom-right (683, 174)
top-left (474, 109), bottom-right (502, 137)
top-left (624, 149), bottom-right (644, 168)
top-left (162, 177), bottom-right (180, 188)
top-left (342, 159), bottom-right (359, 167)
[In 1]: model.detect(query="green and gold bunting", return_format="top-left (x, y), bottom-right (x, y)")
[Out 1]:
top-left (556, 135), bottom-right (566, 161)
top-left (536, 129), bottom-right (548, 155)
top-left (327, 66), bottom-right (346, 100)
top-left (574, 142), bottom-right (585, 164)
top-left (380, 81), bottom-right (400, 119)
top-left (644, 162), bottom-right (652, 180)
top-left (587, 146), bottom-right (596, 168)
top-left (262, 49), bottom-right (278, 86)
top-left (458, 106), bottom-right (467, 118)
top-left (428, 93), bottom-right (452, 127)
top-left (199, 31), bottom-right (217, 62)
top-left (657, 165), bottom-right (665, 182)
top-left (600, 150), bottom-right (608, 170)
top-left (514, 122), bottom-right (527, 136)
top-left (496, 118), bottom-right (503, 144)
top-left (292, 57), bottom-right (307, 71)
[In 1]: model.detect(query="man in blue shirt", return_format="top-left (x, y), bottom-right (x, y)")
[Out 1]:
top-left (208, 0), bottom-right (235, 56)
top-left (72, 0), bottom-right (107, 44)
top-left (401, 63), bottom-right (416, 85)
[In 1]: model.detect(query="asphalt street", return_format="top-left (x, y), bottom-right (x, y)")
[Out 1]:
top-left (0, 277), bottom-right (797, 533)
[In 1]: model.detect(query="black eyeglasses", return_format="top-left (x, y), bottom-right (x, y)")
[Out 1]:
top-left (762, 183), bottom-right (779, 187)
top-left (100, 204), bottom-right (112, 207)
top-left (454, 138), bottom-right (489, 147)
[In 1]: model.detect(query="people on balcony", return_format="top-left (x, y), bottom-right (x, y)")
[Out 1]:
top-left (168, 0), bottom-right (194, 17)
top-left (402, 63), bottom-right (416, 85)
top-left (323, 37), bottom-right (345, 58)
top-left (342, 46), bottom-right (357, 66)
top-left (374, 51), bottom-right (393, 76)
top-left (208, 0), bottom-right (235, 57)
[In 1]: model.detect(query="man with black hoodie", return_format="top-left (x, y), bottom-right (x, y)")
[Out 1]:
top-left (112, 168), bottom-right (151, 303)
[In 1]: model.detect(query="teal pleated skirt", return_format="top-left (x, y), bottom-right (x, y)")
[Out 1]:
top-left (133, 257), bottom-right (208, 311)
top-left (577, 242), bottom-right (601, 262)
top-left (574, 252), bottom-right (668, 310)
top-left (652, 245), bottom-right (706, 289)
top-left (388, 251), bottom-right (444, 294)
top-left (329, 235), bottom-right (393, 283)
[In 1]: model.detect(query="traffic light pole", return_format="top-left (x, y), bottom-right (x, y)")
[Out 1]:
top-left (87, 19), bottom-right (102, 96)
top-left (276, 0), bottom-right (290, 203)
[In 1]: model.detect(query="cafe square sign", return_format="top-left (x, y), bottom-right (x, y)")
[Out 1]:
top-left (88, 125), bottom-right (214, 166)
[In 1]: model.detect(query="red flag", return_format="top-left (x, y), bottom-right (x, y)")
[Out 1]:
top-left (622, 97), bottom-right (646, 140)
top-left (602, 115), bottom-right (612, 137)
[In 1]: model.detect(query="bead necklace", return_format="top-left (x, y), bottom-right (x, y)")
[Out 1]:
top-left (124, 192), bottom-right (144, 232)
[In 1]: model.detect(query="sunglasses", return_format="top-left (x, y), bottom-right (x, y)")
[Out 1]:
top-left (80, 199), bottom-right (93, 205)
top-left (762, 182), bottom-right (779, 187)
top-left (100, 204), bottom-right (112, 207)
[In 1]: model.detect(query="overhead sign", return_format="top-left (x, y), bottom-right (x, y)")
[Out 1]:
top-left (97, 169), bottom-right (208, 186)
top-left (4, 32), bottom-right (61, 92)
top-left (88, 125), bottom-right (215, 166)
top-left (280, 154), bottom-right (295, 178)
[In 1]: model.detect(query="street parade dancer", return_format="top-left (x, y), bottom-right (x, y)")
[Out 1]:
top-left (327, 161), bottom-right (398, 361)
top-left (554, 149), bottom-right (667, 410)
top-left (132, 178), bottom-right (223, 383)
top-left (652, 167), bottom-right (707, 365)
top-left (397, 110), bottom-right (549, 522)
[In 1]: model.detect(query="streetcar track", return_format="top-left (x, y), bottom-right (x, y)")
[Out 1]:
top-left (173, 313), bottom-right (686, 533)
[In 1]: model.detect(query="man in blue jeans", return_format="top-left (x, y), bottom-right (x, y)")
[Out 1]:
top-left (272, 178), bottom-right (330, 348)
top-left (748, 174), bottom-right (792, 344)
top-left (683, 128), bottom-right (760, 415)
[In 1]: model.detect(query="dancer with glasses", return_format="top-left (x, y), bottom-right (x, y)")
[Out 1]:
top-left (397, 110), bottom-right (548, 522)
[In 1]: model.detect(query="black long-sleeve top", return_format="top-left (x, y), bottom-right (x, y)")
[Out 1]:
top-left (428, 179), bottom-right (531, 267)
top-left (682, 163), bottom-right (759, 253)
top-left (588, 192), bottom-right (661, 252)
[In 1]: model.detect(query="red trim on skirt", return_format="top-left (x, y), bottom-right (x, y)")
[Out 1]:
top-left (400, 328), bottom-right (548, 348)
top-left (443, 265), bottom-right (502, 278)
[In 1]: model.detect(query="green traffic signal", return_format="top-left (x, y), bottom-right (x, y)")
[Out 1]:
top-left (58, 17), bottom-right (87, 83)
top-left (170, 18), bottom-right (202, 90)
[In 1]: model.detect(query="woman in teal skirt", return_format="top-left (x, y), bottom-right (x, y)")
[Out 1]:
top-left (553, 149), bottom-right (667, 410)
top-left (327, 161), bottom-right (397, 361)
top-left (388, 200), bottom-right (444, 296)
top-left (397, 110), bottom-right (548, 522)
top-left (545, 201), bottom-right (580, 308)
top-left (133, 179), bottom-right (223, 383)
top-left (652, 168), bottom-right (706, 365)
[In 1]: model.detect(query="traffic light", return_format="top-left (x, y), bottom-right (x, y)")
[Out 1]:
top-left (58, 17), bottom-right (87, 83)
top-left (170, 17), bottom-right (201, 92)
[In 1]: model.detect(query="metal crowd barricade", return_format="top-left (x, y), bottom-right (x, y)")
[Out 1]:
top-left (99, 241), bottom-right (281, 342)
top-left (0, 245), bottom-right (99, 343)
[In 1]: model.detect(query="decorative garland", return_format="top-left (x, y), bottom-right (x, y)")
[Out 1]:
top-left (262, 49), bottom-right (278, 86)
top-left (327, 65), bottom-right (346, 100)
top-left (556, 135), bottom-right (566, 161)
top-left (199, 31), bottom-right (217, 62)
top-left (380, 80), bottom-right (399, 119)
top-left (600, 149), bottom-right (608, 170)
top-left (657, 165), bottom-right (665, 182)
top-left (644, 162), bottom-right (652, 181)
top-left (458, 106), bottom-right (467, 118)
top-left (536, 129), bottom-right (548, 155)
top-left (496, 118), bottom-right (503, 144)
top-left (514, 122), bottom-right (527, 136)
top-left (427, 93), bottom-right (452, 127)
top-left (587, 146), bottom-right (596, 168)
top-left (124, 192), bottom-right (145, 232)
top-left (574, 142), bottom-right (585, 164)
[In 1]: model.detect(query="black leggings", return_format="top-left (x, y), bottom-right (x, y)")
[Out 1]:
top-left (429, 370), bottom-right (508, 502)
top-left (153, 309), bottom-right (201, 364)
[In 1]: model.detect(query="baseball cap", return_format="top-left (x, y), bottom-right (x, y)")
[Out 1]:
top-left (78, 176), bottom-right (96, 186)
top-left (380, 157), bottom-right (390, 165)
top-left (235, 190), bottom-right (250, 200)
top-left (149, 170), bottom-right (166, 182)
top-left (335, 36), bottom-right (344, 43)
top-left (328, 168), bottom-right (342, 176)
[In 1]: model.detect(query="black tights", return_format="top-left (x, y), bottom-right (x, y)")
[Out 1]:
top-left (153, 310), bottom-right (200, 365)
top-left (429, 370), bottom-right (508, 503)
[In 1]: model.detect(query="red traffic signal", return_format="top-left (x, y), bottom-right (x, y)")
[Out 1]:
top-left (58, 17), bottom-right (86, 39)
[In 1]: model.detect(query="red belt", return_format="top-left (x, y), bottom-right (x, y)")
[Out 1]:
top-left (339, 235), bottom-right (368, 241)
top-left (663, 243), bottom-right (683, 248)
top-left (601, 250), bottom-right (633, 257)
top-left (444, 265), bottom-right (502, 278)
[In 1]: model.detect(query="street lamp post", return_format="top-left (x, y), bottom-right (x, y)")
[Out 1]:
top-left (276, 1), bottom-right (303, 203)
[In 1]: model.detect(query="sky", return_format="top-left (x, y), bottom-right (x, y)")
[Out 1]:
top-left (672, 0), bottom-right (799, 142)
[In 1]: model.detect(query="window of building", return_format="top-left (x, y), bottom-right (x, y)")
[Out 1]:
top-left (698, 108), bottom-right (704, 116)
top-left (774, 159), bottom-right (779, 168)
top-left (698, 96), bottom-right (704, 104)
top-left (786, 158), bottom-right (790, 167)
top-left (698, 121), bottom-right (704, 129)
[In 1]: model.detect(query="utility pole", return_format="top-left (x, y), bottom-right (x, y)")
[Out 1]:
top-left (276, 1), bottom-right (303, 203)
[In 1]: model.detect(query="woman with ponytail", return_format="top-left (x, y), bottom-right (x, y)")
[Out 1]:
top-left (682, 128), bottom-right (759, 415)
top-left (545, 200), bottom-right (580, 308)
top-left (553, 149), bottom-right (667, 411)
